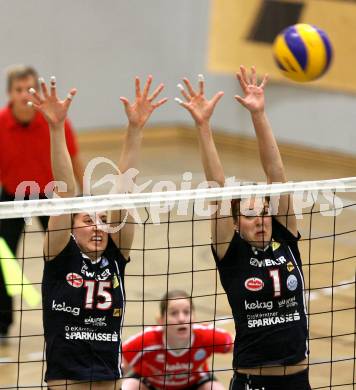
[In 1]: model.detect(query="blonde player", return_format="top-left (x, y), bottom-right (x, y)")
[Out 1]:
top-left (123, 290), bottom-right (233, 390)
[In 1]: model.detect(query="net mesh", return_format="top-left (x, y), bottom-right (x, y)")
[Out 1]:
top-left (0, 180), bottom-right (355, 389)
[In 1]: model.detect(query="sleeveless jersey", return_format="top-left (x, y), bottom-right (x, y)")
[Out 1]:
top-left (122, 324), bottom-right (233, 390)
top-left (42, 235), bottom-right (128, 381)
top-left (212, 218), bottom-right (308, 368)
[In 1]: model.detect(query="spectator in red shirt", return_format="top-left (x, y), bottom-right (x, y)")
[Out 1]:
top-left (0, 65), bottom-right (84, 342)
top-left (122, 290), bottom-right (233, 390)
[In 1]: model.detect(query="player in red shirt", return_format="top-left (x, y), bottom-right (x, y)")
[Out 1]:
top-left (122, 290), bottom-right (233, 390)
top-left (0, 65), bottom-right (84, 342)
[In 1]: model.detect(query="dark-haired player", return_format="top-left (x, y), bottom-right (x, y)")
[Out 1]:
top-left (122, 290), bottom-right (233, 390)
top-left (31, 75), bottom-right (167, 389)
top-left (176, 67), bottom-right (311, 390)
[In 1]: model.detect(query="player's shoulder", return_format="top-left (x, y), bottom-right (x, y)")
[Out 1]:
top-left (44, 235), bottom-right (78, 266)
top-left (192, 323), bottom-right (230, 338)
top-left (143, 325), bottom-right (163, 337)
top-left (124, 326), bottom-right (163, 346)
top-left (192, 323), bottom-right (213, 330)
top-left (192, 323), bottom-right (214, 337)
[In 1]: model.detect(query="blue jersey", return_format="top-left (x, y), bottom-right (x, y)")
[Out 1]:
top-left (212, 218), bottom-right (308, 368)
top-left (42, 235), bottom-right (128, 381)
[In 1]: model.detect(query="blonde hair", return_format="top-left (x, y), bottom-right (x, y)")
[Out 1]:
top-left (6, 65), bottom-right (38, 92)
top-left (159, 290), bottom-right (194, 317)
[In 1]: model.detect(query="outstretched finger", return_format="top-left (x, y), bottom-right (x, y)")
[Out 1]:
top-left (135, 77), bottom-right (141, 98)
top-left (142, 75), bottom-right (153, 99)
top-left (240, 65), bottom-right (249, 86)
top-left (198, 74), bottom-right (205, 95)
top-left (148, 83), bottom-right (164, 102)
top-left (28, 87), bottom-right (44, 104)
top-left (119, 96), bottom-right (130, 114)
top-left (152, 97), bottom-right (168, 109)
top-left (177, 84), bottom-right (190, 101)
top-left (63, 88), bottom-right (77, 109)
top-left (236, 72), bottom-right (248, 93)
top-left (259, 73), bottom-right (269, 89)
top-left (174, 97), bottom-right (193, 113)
top-left (251, 66), bottom-right (257, 85)
top-left (50, 76), bottom-right (57, 98)
top-left (174, 97), bottom-right (187, 108)
top-left (27, 101), bottom-right (41, 111)
top-left (210, 91), bottom-right (224, 109)
top-left (183, 78), bottom-right (196, 97)
top-left (38, 77), bottom-right (49, 99)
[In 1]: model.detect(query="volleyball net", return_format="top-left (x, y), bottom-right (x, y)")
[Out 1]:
top-left (0, 177), bottom-right (355, 389)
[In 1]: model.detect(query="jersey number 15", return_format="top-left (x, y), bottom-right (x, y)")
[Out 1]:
top-left (83, 280), bottom-right (113, 310)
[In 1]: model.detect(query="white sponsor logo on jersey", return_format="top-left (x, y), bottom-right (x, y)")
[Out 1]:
top-left (165, 362), bottom-right (193, 371)
top-left (244, 300), bottom-right (273, 311)
top-left (84, 316), bottom-right (107, 327)
top-left (250, 256), bottom-right (287, 268)
top-left (278, 296), bottom-right (298, 308)
top-left (287, 275), bottom-right (298, 291)
top-left (81, 261), bottom-right (111, 280)
top-left (246, 384), bottom-right (265, 390)
top-left (249, 258), bottom-right (260, 267)
top-left (65, 330), bottom-right (118, 342)
top-left (155, 353), bottom-right (165, 363)
top-left (52, 300), bottom-right (80, 316)
top-left (96, 268), bottom-right (111, 280)
top-left (248, 310), bottom-right (300, 328)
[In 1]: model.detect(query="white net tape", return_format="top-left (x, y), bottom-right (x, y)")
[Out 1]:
top-left (1, 176), bottom-right (356, 219)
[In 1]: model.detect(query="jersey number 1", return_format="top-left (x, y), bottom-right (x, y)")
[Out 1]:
top-left (269, 269), bottom-right (281, 297)
top-left (83, 280), bottom-right (113, 310)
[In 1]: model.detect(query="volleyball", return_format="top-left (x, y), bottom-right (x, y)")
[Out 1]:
top-left (273, 23), bottom-right (333, 82)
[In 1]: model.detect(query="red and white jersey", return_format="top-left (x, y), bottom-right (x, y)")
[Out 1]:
top-left (122, 324), bottom-right (233, 390)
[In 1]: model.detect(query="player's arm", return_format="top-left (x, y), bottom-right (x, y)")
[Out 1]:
top-left (121, 331), bottom-right (145, 372)
top-left (211, 327), bottom-right (234, 353)
top-left (64, 120), bottom-right (85, 193)
top-left (29, 77), bottom-right (77, 260)
top-left (121, 358), bottom-right (129, 375)
top-left (71, 154), bottom-right (85, 193)
top-left (200, 325), bottom-right (233, 354)
top-left (235, 65), bottom-right (297, 236)
top-left (176, 76), bottom-right (234, 260)
top-left (109, 76), bottom-right (168, 260)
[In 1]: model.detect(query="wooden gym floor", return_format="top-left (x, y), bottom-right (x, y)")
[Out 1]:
top-left (0, 127), bottom-right (355, 389)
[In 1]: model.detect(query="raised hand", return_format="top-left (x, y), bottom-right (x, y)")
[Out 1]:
top-left (175, 74), bottom-right (224, 126)
top-left (235, 65), bottom-right (268, 113)
top-left (120, 75), bottom-right (167, 129)
top-left (28, 76), bottom-right (76, 128)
